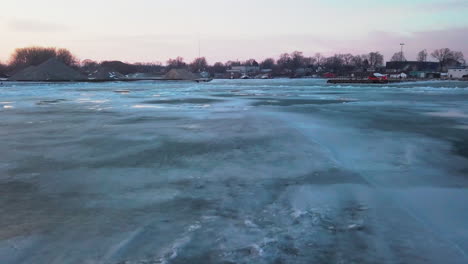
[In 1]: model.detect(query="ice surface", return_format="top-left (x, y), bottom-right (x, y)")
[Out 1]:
top-left (1, 79), bottom-right (468, 263)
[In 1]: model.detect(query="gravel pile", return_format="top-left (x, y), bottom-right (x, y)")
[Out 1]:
top-left (9, 58), bottom-right (86, 81)
top-left (164, 69), bottom-right (198, 80)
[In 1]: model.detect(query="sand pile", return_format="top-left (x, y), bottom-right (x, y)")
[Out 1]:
top-left (164, 69), bottom-right (198, 80)
top-left (88, 67), bottom-right (125, 80)
top-left (9, 58), bottom-right (86, 81)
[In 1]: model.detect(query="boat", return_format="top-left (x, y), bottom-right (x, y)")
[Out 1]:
top-left (195, 78), bottom-right (213, 83)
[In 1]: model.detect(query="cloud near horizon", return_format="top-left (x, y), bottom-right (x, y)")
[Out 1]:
top-left (0, 0), bottom-right (467, 63)
top-left (19, 27), bottom-right (463, 64)
top-left (7, 19), bottom-right (70, 33)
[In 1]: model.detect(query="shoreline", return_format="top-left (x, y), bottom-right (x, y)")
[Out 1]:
top-left (1, 78), bottom-right (466, 84)
top-left (0, 78), bottom-right (213, 83)
top-left (326, 78), bottom-right (466, 84)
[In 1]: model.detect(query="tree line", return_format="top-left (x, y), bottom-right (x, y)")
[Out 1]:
top-left (0, 47), bottom-right (164, 76)
top-left (390, 48), bottom-right (465, 66)
top-left (0, 46), bottom-right (465, 77)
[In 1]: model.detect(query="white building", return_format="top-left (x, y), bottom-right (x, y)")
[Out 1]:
top-left (389, 73), bottom-right (407, 79)
top-left (448, 66), bottom-right (468, 79)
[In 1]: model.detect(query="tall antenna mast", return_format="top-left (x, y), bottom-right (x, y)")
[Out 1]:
top-left (400, 43), bottom-right (405, 61)
top-left (198, 33), bottom-right (201, 58)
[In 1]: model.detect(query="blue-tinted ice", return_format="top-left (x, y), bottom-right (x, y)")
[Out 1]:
top-left (1, 79), bottom-right (468, 263)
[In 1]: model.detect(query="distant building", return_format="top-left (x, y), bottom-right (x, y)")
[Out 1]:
top-left (409, 71), bottom-right (441, 79)
top-left (386, 61), bottom-right (439, 73)
top-left (448, 66), bottom-right (468, 79)
top-left (443, 59), bottom-right (463, 72)
top-left (389, 72), bottom-right (407, 79)
top-left (227, 66), bottom-right (260, 74)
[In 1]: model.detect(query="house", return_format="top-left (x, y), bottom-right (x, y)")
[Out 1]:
top-left (448, 66), bottom-right (468, 79)
top-left (443, 59), bottom-right (463, 72)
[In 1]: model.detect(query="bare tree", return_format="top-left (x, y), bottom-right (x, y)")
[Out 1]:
top-left (391, 51), bottom-right (406, 62)
top-left (0, 61), bottom-right (7, 75)
top-left (8, 46), bottom-right (78, 72)
top-left (225, 60), bottom-right (241, 67)
top-left (351, 55), bottom-right (363, 67)
top-left (452, 51), bottom-right (465, 64)
top-left (211, 62), bottom-right (226, 73)
top-left (340, 54), bottom-right (354, 65)
top-left (166, 57), bottom-right (186, 69)
top-left (431, 48), bottom-right (453, 67)
top-left (367, 52), bottom-right (384, 68)
top-left (431, 48), bottom-right (465, 68)
top-left (277, 53), bottom-right (292, 72)
top-left (324, 54), bottom-right (344, 73)
top-left (80, 59), bottom-right (99, 73)
top-left (260, 58), bottom-right (275, 69)
top-left (189, 57), bottom-right (208, 72)
top-left (417, 49), bottom-right (428, 62)
top-left (291, 51), bottom-right (305, 70)
top-left (303, 57), bottom-right (314, 67)
top-left (314, 53), bottom-right (325, 66)
top-left (56, 48), bottom-right (78, 66)
top-left (133, 62), bottom-right (163, 73)
top-left (9, 47), bottom-right (55, 71)
top-left (243, 59), bottom-right (259, 67)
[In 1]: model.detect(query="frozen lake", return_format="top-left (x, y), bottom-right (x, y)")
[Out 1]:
top-left (1, 79), bottom-right (468, 264)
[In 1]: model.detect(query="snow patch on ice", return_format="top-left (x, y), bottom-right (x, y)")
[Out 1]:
top-left (244, 219), bottom-right (257, 228)
top-left (454, 125), bottom-right (468, 130)
top-left (131, 104), bottom-right (165, 109)
top-left (77, 98), bottom-right (109, 104)
top-left (427, 110), bottom-right (468, 119)
top-left (291, 209), bottom-right (308, 219)
top-left (187, 223), bottom-right (201, 232)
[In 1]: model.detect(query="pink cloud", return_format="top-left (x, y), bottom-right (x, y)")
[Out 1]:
top-left (7, 19), bottom-right (69, 32)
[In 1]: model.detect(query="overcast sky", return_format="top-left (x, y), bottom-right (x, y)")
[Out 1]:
top-left (1, 0), bottom-right (467, 63)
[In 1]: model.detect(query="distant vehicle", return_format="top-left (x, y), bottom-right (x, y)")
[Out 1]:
top-left (200, 71), bottom-right (210, 78)
top-left (368, 73), bottom-right (388, 81)
top-left (323, 72), bottom-right (337, 78)
top-left (195, 78), bottom-right (213, 83)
